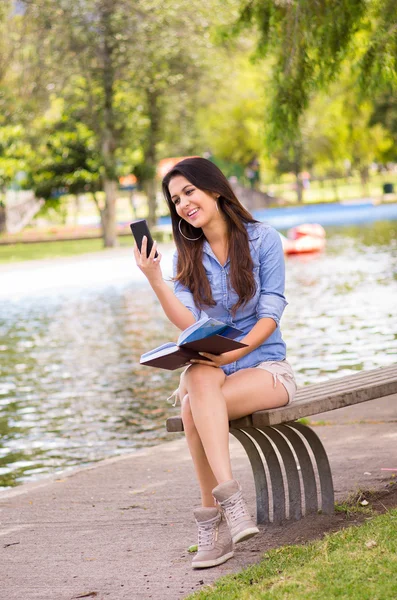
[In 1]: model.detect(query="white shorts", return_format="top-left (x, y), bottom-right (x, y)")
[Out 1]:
top-left (255, 359), bottom-right (297, 404)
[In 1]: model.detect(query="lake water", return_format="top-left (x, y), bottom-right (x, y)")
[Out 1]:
top-left (0, 220), bottom-right (396, 489)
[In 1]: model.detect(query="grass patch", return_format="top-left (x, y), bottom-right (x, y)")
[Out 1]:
top-left (0, 236), bottom-right (133, 264)
top-left (187, 508), bottom-right (397, 600)
top-left (296, 418), bottom-right (332, 427)
top-left (334, 490), bottom-right (375, 518)
top-left (0, 229), bottom-right (174, 264)
top-left (296, 417), bottom-right (311, 426)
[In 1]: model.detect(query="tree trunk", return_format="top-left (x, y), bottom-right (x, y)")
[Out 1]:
top-left (102, 180), bottom-right (118, 247)
top-left (295, 173), bottom-right (304, 203)
top-left (145, 89), bottom-right (160, 227)
top-left (144, 179), bottom-right (156, 227)
top-left (360, 166), bottom-right (370, 196)
top-left (292, 140), bottom-right (304, 204)
top-left (129, 192), bottom-right (136, 219)
top-left (0, 204), bottom-right (6, 234)
top-left (332, 178), bottom-right (339, 201)
top-left (99, 2), bottom-right (118, 247)
top-left (74, 194), bottom-right (82, 226)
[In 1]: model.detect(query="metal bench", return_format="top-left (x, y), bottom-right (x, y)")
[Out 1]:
top-left (166, 365), bottom-right (397, 525)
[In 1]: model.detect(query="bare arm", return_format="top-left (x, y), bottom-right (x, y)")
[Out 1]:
top-left (133, 237), bottom-right (195, 331)
top-left (224, 317), bottom-right (276, 363)
top-left (149, 278), bottom-right (196, 330)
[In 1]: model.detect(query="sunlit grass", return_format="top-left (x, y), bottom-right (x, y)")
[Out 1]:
top-left (187, 508), bottom-right (397, 600)
top-left (266, 173), bottom-right (397, 204)
top-left (0, 236), bottom-right (133, 264)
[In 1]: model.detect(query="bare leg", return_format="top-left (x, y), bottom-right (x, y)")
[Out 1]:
top-left (184, 365), bottom-right (232, 485)
top-left (179, 368), bottom-right (219, 505)
top-left (181, 394), bottom-right (218, 507)
top-left (180, 365), bottom-right (289, 507)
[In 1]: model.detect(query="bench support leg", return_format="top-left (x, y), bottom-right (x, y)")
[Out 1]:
top-left (230, 422), bottom-right (334, 524)
top-left (230, 428), bottom-right (269, 524)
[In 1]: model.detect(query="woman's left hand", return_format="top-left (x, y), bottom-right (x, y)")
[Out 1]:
top-left (190, 352), bottom-right (231, 368)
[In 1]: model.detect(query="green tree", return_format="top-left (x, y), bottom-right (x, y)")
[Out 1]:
top-left (30, 99), bottom-right (102, 201)
top-left (195, 47), bottom-right (266, 169)
top-left (16, 0), bottom-right (145, 245)
top-left (370, 92), bottom-right (397, 162)
top-left (130, 0), bottom-right (240, 225)
top-left (237, 0), bottom-right (397, 141)
top-left (16, 0), bottom-right (239, 238)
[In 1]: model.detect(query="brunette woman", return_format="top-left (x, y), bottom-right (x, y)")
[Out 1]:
top-left (134, 157), bottom-right (296, 569)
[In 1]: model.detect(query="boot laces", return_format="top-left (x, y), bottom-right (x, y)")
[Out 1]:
top-left (197, 517), bottom-right (219, 550)
top-left (222, 490), bottom-right (249, 526)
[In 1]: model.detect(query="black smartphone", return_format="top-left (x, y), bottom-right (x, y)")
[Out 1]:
top-left (130, 219), bottom-right (158, 258)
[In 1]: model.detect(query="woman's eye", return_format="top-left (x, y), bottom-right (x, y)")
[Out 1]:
top-left (174, 198), bottom-right (180, 205)
top-left (186, 189), bottom-right (194, 195)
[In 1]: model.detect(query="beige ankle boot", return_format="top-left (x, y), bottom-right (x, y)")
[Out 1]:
top-left (192, 507), bottom-right (234, 569)
top-left (212, 480), bottom-right (259, 544)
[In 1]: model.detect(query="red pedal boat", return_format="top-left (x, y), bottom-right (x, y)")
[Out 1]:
top-left (280, 224), bottom-right (326, 255)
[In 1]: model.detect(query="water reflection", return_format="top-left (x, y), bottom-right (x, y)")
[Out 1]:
top-left (0, 221), bottom-right (396, 488)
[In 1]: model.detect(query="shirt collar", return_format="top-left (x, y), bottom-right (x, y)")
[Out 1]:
top-left (202, 222), bottom-right (261, 254)
top-left (245, 221), bottom-right (261, 241)
top-left (202, 221), bottom-right (260, 265)
top-left (202, 239), bottom-right (230, 266)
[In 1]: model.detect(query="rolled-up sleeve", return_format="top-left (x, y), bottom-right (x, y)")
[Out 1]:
top-left (256, 227), bottom-right (288, 325)
top-left (173, 252), bottom-right (201, 321)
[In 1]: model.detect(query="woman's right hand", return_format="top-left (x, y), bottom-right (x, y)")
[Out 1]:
top-left (133, 236), bottom-right (163, 285)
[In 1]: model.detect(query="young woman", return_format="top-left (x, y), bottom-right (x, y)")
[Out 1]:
top-left (134, 157), bottom-right (296, 569)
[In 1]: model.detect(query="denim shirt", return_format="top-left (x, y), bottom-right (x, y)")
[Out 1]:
top-left (173, 221), bottom-right (287, 376)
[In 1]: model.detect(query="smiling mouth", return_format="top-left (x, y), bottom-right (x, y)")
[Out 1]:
top-left (187, 208), bottom-right (199, 217)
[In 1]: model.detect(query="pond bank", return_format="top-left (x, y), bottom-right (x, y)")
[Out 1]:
top-left (1, 396), bottom-right (396, 600)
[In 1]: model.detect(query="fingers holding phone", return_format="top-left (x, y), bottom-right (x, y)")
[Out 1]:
top-left (130, 219), bottom-right (158, 257)
top-left (133, 234), bottom-right (162, 283)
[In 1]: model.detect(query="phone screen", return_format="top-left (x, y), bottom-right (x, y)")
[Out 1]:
top-left (130, 219), bottom-right (158, 258)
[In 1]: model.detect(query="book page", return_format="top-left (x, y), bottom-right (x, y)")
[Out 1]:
top-left (140, 342), bottom-right (178, 360)
top-left (178, 317), bottom-right (228, 345)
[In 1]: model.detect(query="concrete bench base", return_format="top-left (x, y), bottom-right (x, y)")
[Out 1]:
top-left (166, 365), bottom-right (397, 525)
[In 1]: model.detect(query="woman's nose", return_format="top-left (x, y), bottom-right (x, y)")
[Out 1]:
top-left (179, 195), bottom-right (190, 209)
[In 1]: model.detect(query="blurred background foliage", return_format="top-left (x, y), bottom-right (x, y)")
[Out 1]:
top-left (0, 0), bottom-right (396, 244)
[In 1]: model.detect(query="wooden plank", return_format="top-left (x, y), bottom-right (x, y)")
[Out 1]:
top-left (252, 391), bottom-right (397, 427)
top-left (294, 366), bottom-right (397, 398)
top-left (166, 416), bottom-right (184, 432)
top-left (297, 370), bottom-right (397, 390)
top-left (294, 379), bottom-right (397, 402)
top-left (166, 365), bottom-right (397, 432)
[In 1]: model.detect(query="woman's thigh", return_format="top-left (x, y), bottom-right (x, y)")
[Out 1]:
top-left (221, 368), bottom-right (288, 420)
top-left (179, 365), bottom-right (288, 421)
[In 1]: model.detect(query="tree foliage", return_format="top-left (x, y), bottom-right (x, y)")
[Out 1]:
top-left (1, 0), bottom-right (396, 234)
top-left (237, 0), bottom-right (397, 143)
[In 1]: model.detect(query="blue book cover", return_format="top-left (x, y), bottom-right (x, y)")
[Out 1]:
top-left (177, 317), bottom-right (243, 346)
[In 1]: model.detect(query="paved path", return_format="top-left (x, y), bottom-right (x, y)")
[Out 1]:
top-left (1, 396), bottom-right (396, 600)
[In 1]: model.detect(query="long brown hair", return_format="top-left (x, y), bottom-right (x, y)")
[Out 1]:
top-left (162, 157), bottom-right (258, 314)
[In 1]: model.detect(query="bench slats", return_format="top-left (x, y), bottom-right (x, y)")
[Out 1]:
top-left (166, 365), bottom-right (397, 432)
top-left (294, 366), bottom-right (397, 397)
top-left (253, 365), bottom-right (397, 426)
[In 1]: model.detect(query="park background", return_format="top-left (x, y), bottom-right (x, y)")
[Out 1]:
top-left (1, 0), bottom-right (396, 483)
top-left (0, 2), bottom-right (397, 597)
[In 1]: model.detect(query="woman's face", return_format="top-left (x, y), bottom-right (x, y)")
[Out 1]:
top-left (168, 175), bottom-right (219, 230)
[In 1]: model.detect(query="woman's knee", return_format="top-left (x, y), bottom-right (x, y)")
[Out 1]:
top-left (184, 363), bottom-right (224, 389)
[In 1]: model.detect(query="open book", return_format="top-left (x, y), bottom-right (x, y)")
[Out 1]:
top-left (140, 317), bottom-right (248, 370)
